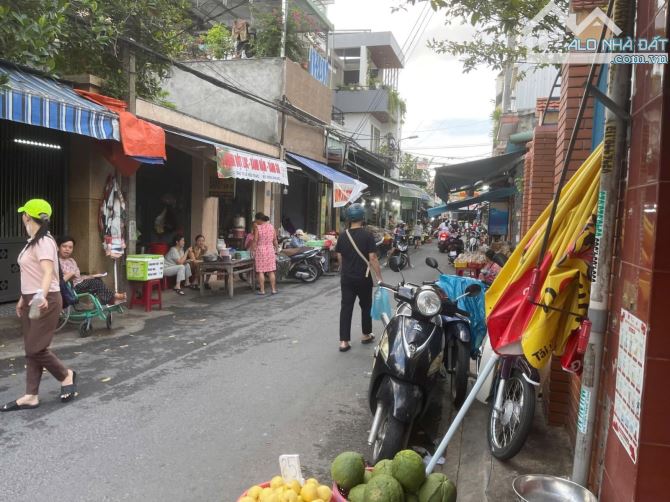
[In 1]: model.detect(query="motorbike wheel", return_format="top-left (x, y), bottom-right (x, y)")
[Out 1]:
top-left (487, 370), bottom-right (536, 460)
top-left (450, 339), bottom-right (470, 408)
top-left (399, 254), bottom-right (409, 270)
top-left (299, 263), bottom-right (319, 283)
top-left (371, 407), bottom-right (409, 463)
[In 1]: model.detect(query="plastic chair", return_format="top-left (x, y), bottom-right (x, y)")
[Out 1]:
top-left (129, 279), bottom-right (162, 312)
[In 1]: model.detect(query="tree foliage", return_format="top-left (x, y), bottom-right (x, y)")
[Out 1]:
top-left (401, 0), bottom-right (569, 72)
top-left (0, 0), bottom-right (194, 100)
top-left (252, 7), bottom-right (323, 63)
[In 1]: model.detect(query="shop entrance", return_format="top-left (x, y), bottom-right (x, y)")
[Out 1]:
top-left (136, 146), bottom-right (192, 253)
top-left (0, 121), bottom-right (68, 302)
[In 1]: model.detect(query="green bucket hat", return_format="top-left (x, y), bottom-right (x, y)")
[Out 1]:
top-left (18, 199), bottom-right (52, 219)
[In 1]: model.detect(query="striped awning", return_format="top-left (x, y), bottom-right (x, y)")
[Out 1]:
top-left (0, 62), bottom-right (120, 141)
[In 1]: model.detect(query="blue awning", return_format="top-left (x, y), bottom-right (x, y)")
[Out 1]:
top-left (288, 152), bottom-right (358, 184)
top-left (428, 187), bottom-right (517, 217)
top-left (287, 152), bottom-right (367, 207)
top-left (0, 62), bottom-right (120, 141)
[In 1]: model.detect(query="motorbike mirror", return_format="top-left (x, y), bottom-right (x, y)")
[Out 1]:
top-left (389, 256), bottom-right (402, 273)
top-left (465, 284), bottom-right (482, 296)
top-left (425, 257), bottom-right (439, 269)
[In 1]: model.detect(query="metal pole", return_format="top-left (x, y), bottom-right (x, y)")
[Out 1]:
top-left (124, 46), bottom-right (137, 256)
top-left (280, 0), bottom-right (289, 59)
top-left (426, 352), bottom-right (500, 474)
top-left (571, 0), bottom-right (634, 485)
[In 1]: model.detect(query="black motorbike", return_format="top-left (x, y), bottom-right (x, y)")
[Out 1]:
top-left (445, 236), bottom-right (464, 264)
top-left (276, 239), bottom-right (324, 283)
top-left (367, 256), bottom-right (482, 462)
top-left (388, 235), bottom-right (410, 270)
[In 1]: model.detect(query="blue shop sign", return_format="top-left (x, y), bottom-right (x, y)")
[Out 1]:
top-left (308, 47), bottom-right (330, 86)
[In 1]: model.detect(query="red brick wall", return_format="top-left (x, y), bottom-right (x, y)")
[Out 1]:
top-left (551, 62), bottom-right (598, 446)
top-left (554, 64), bottom-right (596, 192)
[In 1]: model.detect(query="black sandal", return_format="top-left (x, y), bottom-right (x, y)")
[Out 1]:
top-left (60, 371), bottom-right (78, 402)
top-left (339, 344), bottom-right (351, 352)
top-left (174, 289), bottom-right (185, 295)
top-left (361, 335), bottom-right (375, 344)
top-left (0, 400), bottom-right (40, 412)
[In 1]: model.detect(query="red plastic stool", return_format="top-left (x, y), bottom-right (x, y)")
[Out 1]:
top-left (129, 279), bottom-right (162, 312)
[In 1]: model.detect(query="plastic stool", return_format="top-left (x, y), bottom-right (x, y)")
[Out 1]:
top-left (129, 279), bottom-right (162, 312)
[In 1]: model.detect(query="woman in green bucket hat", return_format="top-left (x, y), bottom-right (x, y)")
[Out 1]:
top-left (1, 199), bottom-right (77, 412)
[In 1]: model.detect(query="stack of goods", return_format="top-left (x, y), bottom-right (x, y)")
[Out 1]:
top-left (331, 450), bottom-right (456, 502)
top-left (239, 476), bottom-right (332, 502)
top-left (453, 251), bottom-right (486, 268)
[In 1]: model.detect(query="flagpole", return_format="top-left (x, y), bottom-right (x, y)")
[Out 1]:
top-left (571, 0), bottom-right (634, 485)
top-left (426, 353), bottom-right (500, 475)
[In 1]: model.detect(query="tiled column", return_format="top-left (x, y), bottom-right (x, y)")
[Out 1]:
top-left (591, 0), bottom-right (669, 499)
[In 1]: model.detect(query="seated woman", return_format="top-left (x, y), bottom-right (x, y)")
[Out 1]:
top-left (164, 234), bottom-right (192, 295)
top-left (57, 236), bottom-right (126, 305)
top-left (187, 234), bottom-right (212, 289)
top-left (479, 249), bottom-right (502, 286)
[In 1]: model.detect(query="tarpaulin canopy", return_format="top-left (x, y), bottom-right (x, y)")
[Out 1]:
top-left (434, 151), bottom-right (525, 203)
top-left (427, 187), bottom-right (517, 217)
top-left (347, 159), bottom-right (404, 187)
top-left (399, 184), bottom-right (433, 202)
top-left (75, 90), bottom-right (165, 166)
top-left (218, 146), bottom-right (288, 185)
top-left (287, 152), bottom-right (367, 207)
top-left (0, 61), bottom-right (119, 141)
top-left (485, 144), bottom-right (602, 369)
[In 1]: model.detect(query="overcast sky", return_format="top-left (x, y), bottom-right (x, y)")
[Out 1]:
top-left (327, 0), bottom-right (498, 167)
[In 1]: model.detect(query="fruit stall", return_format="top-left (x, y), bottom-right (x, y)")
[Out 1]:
top-left (238, 450), bottom-right (457, 502)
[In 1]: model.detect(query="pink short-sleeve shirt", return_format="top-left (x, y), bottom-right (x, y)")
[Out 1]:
top-left (18, 236), bottom-right (60, 295)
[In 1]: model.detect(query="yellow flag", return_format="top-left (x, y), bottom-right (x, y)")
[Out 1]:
top-left (485, 144), bottom-right (602, 368)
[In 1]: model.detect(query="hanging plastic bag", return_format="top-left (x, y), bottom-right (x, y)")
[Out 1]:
top-left (371, 287), bottom-right (393, 321)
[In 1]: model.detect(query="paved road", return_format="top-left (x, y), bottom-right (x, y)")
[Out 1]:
top-left (0, 245), bottom-right (448, 500)
top-left (0, 244), bottom-right (572, 501)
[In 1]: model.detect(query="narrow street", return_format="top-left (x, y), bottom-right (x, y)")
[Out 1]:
top-left (0, 246), bottom-right (432, 500)
top-left (0, 246), bottom-right (571, 501)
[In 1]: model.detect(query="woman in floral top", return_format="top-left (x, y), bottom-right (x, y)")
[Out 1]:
top-left (57, 236), bottom-right (125, 305)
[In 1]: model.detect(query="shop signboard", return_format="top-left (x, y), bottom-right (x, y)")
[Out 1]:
top-left (333, 181), bottom-right (366, 208)
top-left (216, 146), bottom-right (288, 185)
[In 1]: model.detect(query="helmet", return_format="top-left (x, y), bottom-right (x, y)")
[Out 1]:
top-left (345, 203), bottom-right (366, 222)
top-left (18, 199), bottom-right (52, 219)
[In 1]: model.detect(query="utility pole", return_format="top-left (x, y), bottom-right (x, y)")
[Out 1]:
top-left (571, 0), bottom-right (635, 486)
top-left (123, 43), bottom-right (137, 255)
top-left (280, 0), bottom-right (289, 58)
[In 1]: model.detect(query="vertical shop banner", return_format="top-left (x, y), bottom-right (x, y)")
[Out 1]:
top-left (308, 47), bottom-right (330, 86)
top-left (216, 146), bottom-right (288, 185)
top-left (612, 309), bottom-right (647, 464)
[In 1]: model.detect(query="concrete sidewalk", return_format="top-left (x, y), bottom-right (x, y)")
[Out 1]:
top-left (0, 276), bottom-right (257, 360)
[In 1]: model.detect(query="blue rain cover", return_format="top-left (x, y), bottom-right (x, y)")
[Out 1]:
top-left (436, 274), bottom-right (488, 350)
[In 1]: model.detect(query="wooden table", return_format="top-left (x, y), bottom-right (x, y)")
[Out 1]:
top-left (198, 259), bottom-right (255, 298)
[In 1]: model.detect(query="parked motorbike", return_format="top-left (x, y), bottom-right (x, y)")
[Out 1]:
top-left (367, 255), bottom-right (482, 462)
top-left (445, 236), bottom-right (464, 264)
top-left (388, 236), bottom-right (410, 270)
top-left (486, 353), bottom-right (540, 460)
top-left (276, 238), bottom-right (324, 283)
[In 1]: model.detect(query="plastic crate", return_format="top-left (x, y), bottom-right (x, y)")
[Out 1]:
top-left (126, 254), bottom-right (164, 281)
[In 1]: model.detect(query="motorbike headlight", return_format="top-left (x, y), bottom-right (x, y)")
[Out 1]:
top-left (415, 289), bottom-right (441, 317)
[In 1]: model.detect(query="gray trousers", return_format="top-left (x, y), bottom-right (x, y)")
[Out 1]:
top-left (164, 263), bottom-right (192, 285)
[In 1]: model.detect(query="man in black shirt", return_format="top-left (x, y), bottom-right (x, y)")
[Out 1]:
top-left (336, 203), bottom-right (384, 352)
